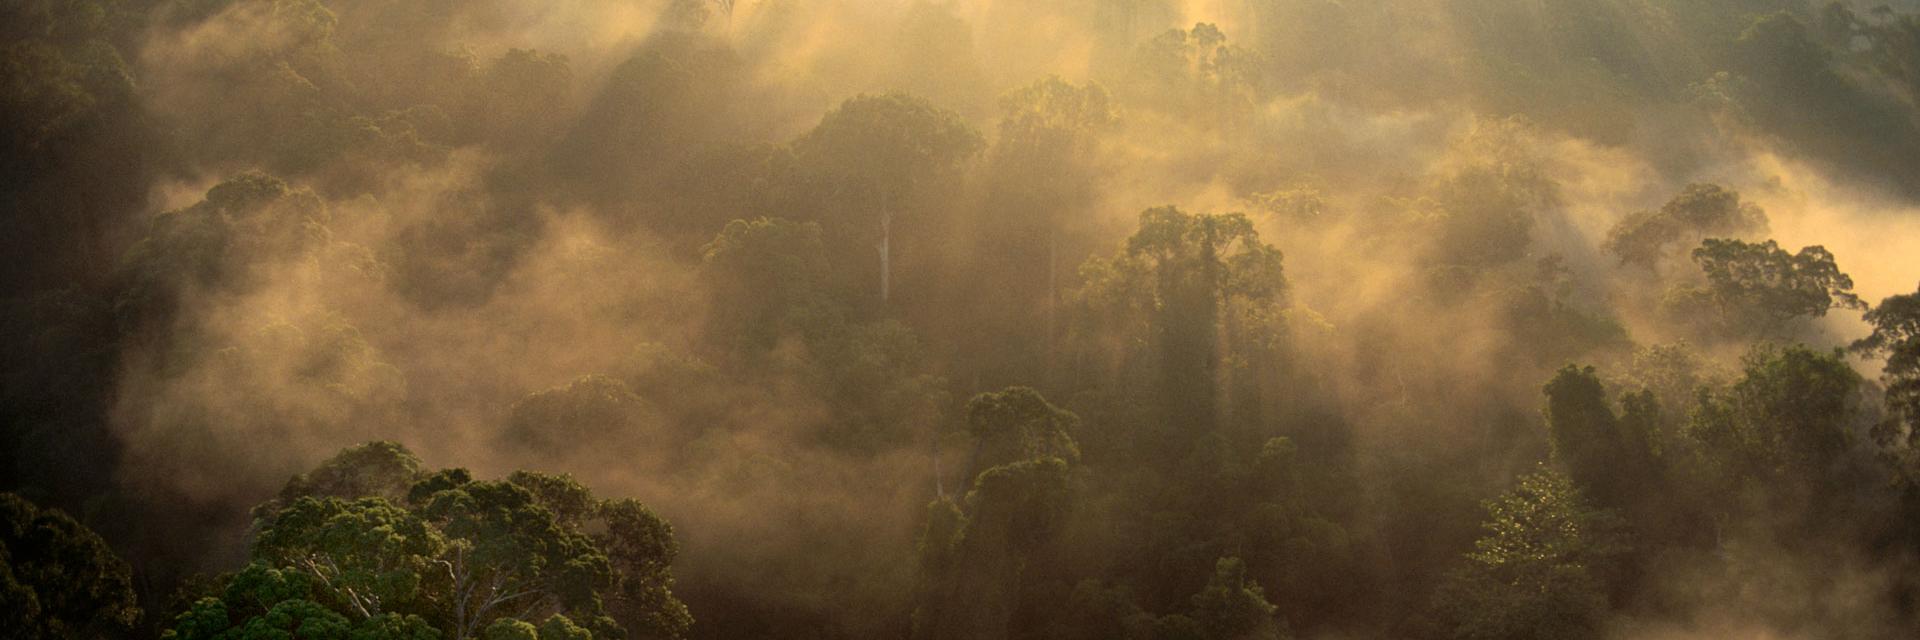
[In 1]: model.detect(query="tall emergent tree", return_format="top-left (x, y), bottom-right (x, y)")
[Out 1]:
top-left (915, 387), bottom-right (1081, 640)
top-left (986, 76), bottom-right (1119, 346)
top-left (1075, 207), bottom-right (1286, 443)
top-left (913, 457), bottom-right (1073, 640)
top-left (698, 216), bottom-right (946, 453)
top-left (1541, 366), bottom-right (1661, 517)
top-left (791, 93), bottom-right (982, 301)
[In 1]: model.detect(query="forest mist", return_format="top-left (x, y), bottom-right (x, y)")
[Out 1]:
top-left (9, 0), bottom-right (1920, 638)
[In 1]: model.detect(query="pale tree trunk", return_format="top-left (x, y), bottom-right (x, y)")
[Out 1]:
top-left (878, 211), bottom-right (892, 302)
top-left (1046, 229), bottom-right (1058, 383)
top-left (1047, 230), bottom-right (1057, 340)
top-left (932, 427), bottom-right (945, 498)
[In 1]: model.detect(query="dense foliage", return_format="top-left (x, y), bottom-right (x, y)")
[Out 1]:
top-left (164, 443), bottom-right (688, 640)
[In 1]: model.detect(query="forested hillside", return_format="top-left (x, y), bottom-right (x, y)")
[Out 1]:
top-left (6, 1), bottom-right (1920, 638)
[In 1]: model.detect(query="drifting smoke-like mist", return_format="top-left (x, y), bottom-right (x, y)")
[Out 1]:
top-left (8, 0), bottom-right (1920, 638)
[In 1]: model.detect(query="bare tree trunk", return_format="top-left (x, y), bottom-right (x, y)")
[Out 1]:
top-left (1046, 230), bottom-right (1058, 385)
top-left (302, 556), bottom-right (373, 619)
top-left (932, 427), bottom-right (945, 499)
top-left (878, 211), bottom-right (892, 302)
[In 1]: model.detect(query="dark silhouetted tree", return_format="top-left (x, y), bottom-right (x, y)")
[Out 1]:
top-left (1854, 284), bottom-right (1920, 470)
top-left (0, 492), bottom-right (140, 638)
top-left (1664, 238), bottom-right (1865, 338)
top-left (1604, 184), bottom-right (1768, 270)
